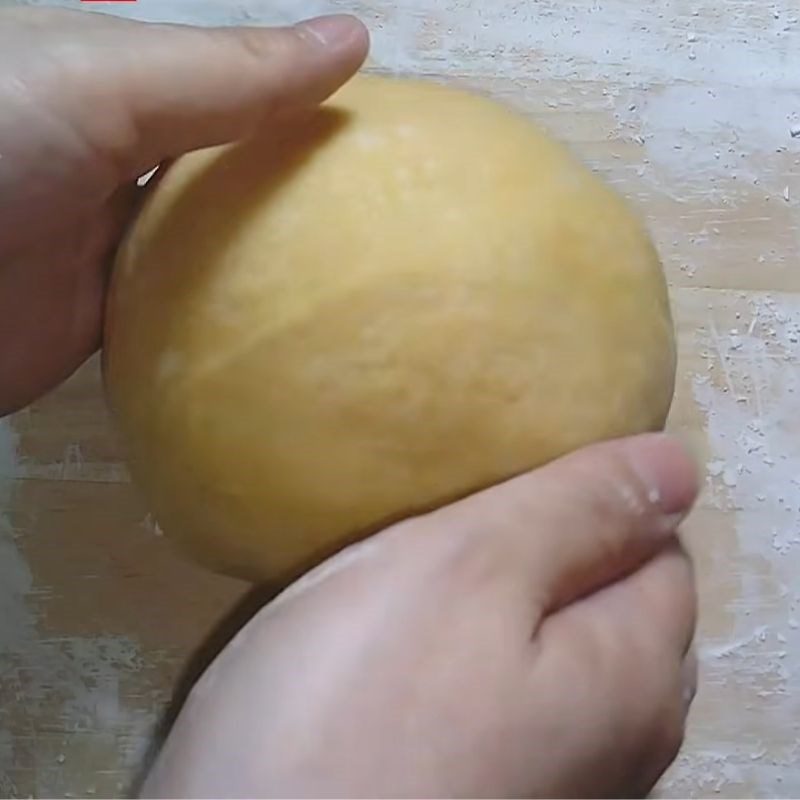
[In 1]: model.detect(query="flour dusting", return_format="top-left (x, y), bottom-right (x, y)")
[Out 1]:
top-left (0, 419), bottom-right (157, 797)
top-left (656, 294), bottom-right (800, 796)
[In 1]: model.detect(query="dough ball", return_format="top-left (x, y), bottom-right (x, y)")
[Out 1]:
top-left (104, 75), bottom-right (675, 582)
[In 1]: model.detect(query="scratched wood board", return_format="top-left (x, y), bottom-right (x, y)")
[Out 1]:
top-left (1, 0), bottom-right (799, 796)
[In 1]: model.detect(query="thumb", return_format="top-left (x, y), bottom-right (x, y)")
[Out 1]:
top-left (0, 7), bottom-right (367, 247)
top-left (96, 13), bottom-right (370, 179)
top-left (424, 433), bottom-right (698, 613)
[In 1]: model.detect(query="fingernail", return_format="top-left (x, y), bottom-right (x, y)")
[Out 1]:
top-left (295, 15), bottom-right (362, 47)
top-left (625, 433), bottom-right (699, 520)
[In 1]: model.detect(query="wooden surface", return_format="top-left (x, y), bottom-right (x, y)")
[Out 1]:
top-left (1, 0), bottom-right (800, 796)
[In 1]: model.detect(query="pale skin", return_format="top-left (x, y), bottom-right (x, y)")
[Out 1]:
top-left (0, 7), bottom-right (699, 799)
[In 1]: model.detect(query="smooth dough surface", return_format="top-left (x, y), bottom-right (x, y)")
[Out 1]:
top-left (104, 75), bottom-right (676, 582)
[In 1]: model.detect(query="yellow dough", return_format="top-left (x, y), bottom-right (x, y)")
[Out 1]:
top-left (104, 75), bottom-right (676, 582)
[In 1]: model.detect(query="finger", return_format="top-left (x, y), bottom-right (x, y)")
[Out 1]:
top-left (0, 9), bottom-right (368, 251)
top-left (51, 10), bottom-right (369, 181)
top-left (635, 645), bottom-right (698, 795)
top-left (424, 433), bottom-right (698, 614)
top-left (542, 542), bottom-right (697, 678)
top-left (120, 16), bottom-right (369, 176)
top-left (532, 544), bottom-right (697, 796)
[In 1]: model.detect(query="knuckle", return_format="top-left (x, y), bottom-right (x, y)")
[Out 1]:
top-left (235, 27), bottom-right (275, 61)
top-left (412, 513), bottom-right (508, 590)
top-left (640, 630), bottom-right (691, 756)
top-left (659, 702), bottom-right (687, 763)
top-left (624, 655), bottom-right (688, 791)
top-left (439, 531), bottom-right (506, 588)
top-left (648, 690), bottom-right (689, 781)
top-left (645, 546), bottom-right (698, 648)
top-left (234, 26), bottom-right (301, 64)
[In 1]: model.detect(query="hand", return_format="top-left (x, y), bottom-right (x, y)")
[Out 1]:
top-left (0, 6), bottom-right (368, 416)
top-left (143, 434), bottom-right (698, 798)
